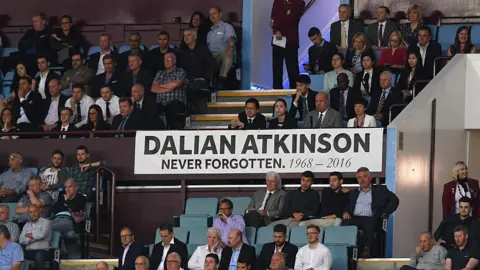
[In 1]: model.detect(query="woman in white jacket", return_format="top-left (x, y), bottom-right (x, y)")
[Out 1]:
top-left (347, 99), bottom-right (377, 127)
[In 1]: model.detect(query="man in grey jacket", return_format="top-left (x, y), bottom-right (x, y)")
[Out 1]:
top-left (401, 232), bottom-right (447, 270)
top-left (301, 92), bottom-right (343, 128)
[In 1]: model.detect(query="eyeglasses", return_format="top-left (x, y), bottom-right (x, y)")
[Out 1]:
top-left (120, 234), bottom-right (132, 238)
top-left (135, 262), bottom-right (147, 265)
top-left (8, 155), bottom-right (20, 160)
top-left (166, 260), bottom-right (179, 264)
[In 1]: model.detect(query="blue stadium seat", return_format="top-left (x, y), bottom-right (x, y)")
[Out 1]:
top-left (374, 49), bottom-right (382, 61)
top-left (255, 226), bottom-right (273, 244)
top-left (470, 24), bottom-right (480, 45)
top-left (309, 74), bottom-right (324, 92)
top-left (0, 203), bottom-right (17, 221)
top-left (188, 227), bottom-right (209, 245)
top-left (245, 227), bottom-right (256, 245)
top-left (254, 244), bottom-right (263, 256)
top-left (119, 45), bottom-right (131, 54)
top-left (173, 227), bottom-right (189, 243)
top-left (4, 71), bottom-right (14, 81)
top-left (179, 198), bottom-right (218, 227)
top-left (289, 226), bottom-right (318, 247)
top-left (187, 244), bottom-right (201, 257)
top-left (428, 24), bottom-right (438, 41)
top-left (392, 73), bottom-right (398, 87)
top-left (2, 48), bottom-right (19, 57)
top-left (2, 86), bottom-right (11, 99)
top-left (225, 197), bottom-right (251, 216)
top-left (25, 167), bottom-right (39, 175)
top-left (438, 25), bottom-right (462, 51)
top-left (88, 46), bottom-right (101, 56)
top-left (323, 226), bottom-right (358, 246)
top-left (324, 244), bottom-right (349, 270)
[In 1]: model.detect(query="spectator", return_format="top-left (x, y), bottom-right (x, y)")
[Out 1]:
top-left (150, 224), bottom-right (188, 270)
top-left (213, 198), bottom-right (248, 245)
top-left (269, 253), bottom-right (292, 270)
top-left (347, 99), bottom-right (376, 128)
top-left (435, 196), bottom-right (474, 249)
top-left (444, 225), bottom-right (480, 270)
top-left (289, 75), bottom-right (317, 121)
top-left (397, 52), bottom-right (427, 103)
top-left (0, 206), bottom-right (20, 242)
top-left (118, 227), bottom-right (145, 270)
top-left (204, 254), bottom-right (220, 270)
top-left (0, 224), bottom-right (24, 269)
top-left (79, 104), bottom-right (111, 135)
top-left (228, 98), bottom-right (266, 130)
top-left (97, 261), bottom-right (109, 270)
top-left (181, 28), bottom-right (217, 114)
top-left (91, 55), bottom-right (121, 99)
top-left (366, 70), bottom-right (403, 127)
top-left (269, 98), bottom-right (298, 129)
top-left (50, 15), bottom-right (83, 69)
top-left (270, 0), bottom-right (304, 90)
top-left (1, 108), bottom-right (18, 139)
top-left (323, 53), bottom-right (354, 94)
top-left (244, 171), bottom-right (286, 228)
top-left (301, 92), bottom-right (343, 129)
top-left (207, 7), bottom-right (237, 89)
top-left (66, 145), bottom-right (106, 198)
top-left (51, 179), bottom-right (87, 236)
top-left (407, 26), bottom-right (442, 79)
top-left (236, 261), bottom-right (251, 270)
top-left (13, 76), bottom-right (43, 132)
top-left (352, 54), bottom-right (380, 103)
top-left (329, 73), bottom-right (361, 122)
top-left (345, 33), bottom-right (374, 74)
top-left (367, 6), bottom-right (397, 49)
top-left (188, 228), bottom-right (223, 270)
top-left (135, 256), bottom-right (149, 270)
top-left (401, 232), bottom-right (446, 270)
top-left (118, 54), bottom-right (153, 98)
top-left (343, 167), bottom-right (399, 258)
top-left (19, 204), bottom-right (52, 270)
top-left (271, 171), bottom-right (319, 228)
top-left (166, 253), bottom-right (183, 270)
top-left (95, 86), bottom-right (120, 123)
top-left (152, 52), bottom-right (187, 130)
top-left (330, 4), bottom-right (364, 50)
top-left (51, 107), bottom-right (77, 138)
top-left (39, 150), bottom-right (68, 202)
top-left (118, 32), bottom-right (149, 72)
top-left (400, 5), bottom-right (426, 46)
top-left (294, 225), bottom-right (332, 270)
top-left (10, 63), bottom-right (37, 96)
top-left (304, 27), bottom-right (337, 75)
top-left (218, 230), bottom-right (256, 270)
top-left (0, 152), bottom-right (33, 202)
top-left (131, 84), bottom-right (163, 130)
top-left (88, 33), bottom-right (118, 75)
top-left (41, 79), bottom-right (69, 132)
top-left (15, 175), bottom-right (53, 224)
top-left (65, 84), bottom-right (95, 128)
top-left (181, 12), bottom-right (212, 47)
top-left (442, 161), bottom-right (480, 218)
top-left (35, 56), bottom-right (61, 100)
top-left (377, 31), bottom-right (408, 70)
top-left (111, 98), bottom-right (143, 137)
top-left (448, 26), bottom-right (477, 57)
top-left (146, 31), bottom-right (177, 76)
top-left (61, 52), bottom-right (95, 97)
top-left (258, 224), bottom-right (297, 270)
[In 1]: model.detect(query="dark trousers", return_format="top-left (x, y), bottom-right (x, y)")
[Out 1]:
top-left (400, 266), bottom-right (418, 270)
top-left (24, 250), bottom-right (49, 270)
top-left (244, 211), bottom-right (265, 229)
top-left (343, 216), bottom-right (377, 249)
top-left (158, 100), bottom-right (186, 130)
top-left (272, 44), bottom-right (299, 89)
top-left (0, 194), bottom-right (21, 203)
top-left (187, 79), bottom-right (210, 114)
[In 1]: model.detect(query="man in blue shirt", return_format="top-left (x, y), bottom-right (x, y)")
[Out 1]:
top-left (0, 224), bottom-right (24, 270)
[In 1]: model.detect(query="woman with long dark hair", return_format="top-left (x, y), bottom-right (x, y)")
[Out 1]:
top-left (268, 98), bottom-right (297, 129)
top-left (447, 26), bottom-right (477, 57)
top-left (80, 105), bottom-right (110, 136)
top-left (397, 52), bottom-right (426, 102)
top-left (180, 11), bottom-right (212, 50)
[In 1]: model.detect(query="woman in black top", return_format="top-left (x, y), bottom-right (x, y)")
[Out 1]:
top-left (447, 26), bottom-right (477, 57)
top-left (180, 11), bottom-right (212, 50)
top-left (80, 105), bottom-right (111, 136)
top-left (400, 5), bottom-right (426, 46)
top-left (397, 51), bottom-right (426, 103)
top-left (269, 99), bottom-right (298, 129)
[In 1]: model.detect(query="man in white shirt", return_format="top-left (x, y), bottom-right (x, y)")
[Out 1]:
top-left (19, 204), bottom-right (52, 270)
top-left (294, 225), bottom-right (332, 270)
top-left (35, 56), bottom-right (61, 100)
top-left (188, 228), bottom-right (223, 270)
top-left (42, 79), bottom-right (68, 131)
top-left (95, 86), bottom-right (120, 123)
top-left (150, 224), bottom-right (188, 270)
top-left (65, 85), bottom-right (94, 128)
top-left (118, 227), bottom-right (145, 270)
top-left (94, 33), bottom-right (114, 75)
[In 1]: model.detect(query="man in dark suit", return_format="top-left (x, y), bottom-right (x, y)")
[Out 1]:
top-left (219, 230), bottom-right (256, 270)
top-left (343, 167), bottom-right (399, 258)
top-left (407, 26), bottom-right (442, 79)
top-left (118, 55), bottom-right (153, 98)
top-left (228, 98), bottom-right (266, 130)
top-left (118, 227), bottom-right (145, 270)
top-left (51, 107), bottom-right (77, 139)
top-left (366, 6), bottom-right (397, 49)
top-left (366, 70), bottom-right (404, 127)
top-left (131, 83), bottom-right (164, 130)
top-left (258, 224), bottom-right (297, 270)
top-left (289, 75), bottom-right (317, 121)
top-left (41, 79), bottom-right (68, 131)
top-left (305, 27), bottom-right (338, 75)
top-left (12, 77), bottom-right (43, 132)
top-left (330, 73), bottom-right (361, 121)
top-left (117, 32), bottom-right (149, 72)
top-left (90, 55), bottom-right (122, 99)
top-left (330, 4), bottom-right (364, 50)
top-left (150, 224), bottom-right (188, 270)
top-left (145, 31), bottom-right (178, 76)
top-left (301, 92), bottom-right (343, 128)
top-left (35, 56), bottom-right (61, 100)
top-left (111, 98), bottom-right (142, 137)
top-left (87, 33), bottom-right (119, 75)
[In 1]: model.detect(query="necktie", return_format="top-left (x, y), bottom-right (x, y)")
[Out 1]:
top-left (340, 22), bottom-right (347, 48)
top-left (339, 91), bottom-right (346, 117)
top-left (378, 23), bottom-right (383, 46)
top-left (248, 119), bottom-right (253, 124)
top-left (376, 90), bottom-right (387, 115)
top-left (116, 118), bottom-right (127, 138)
top-left (302, 97), bottom-right (309, 120)
top-left (106, 101), bottom-right (111, 119)
top-left (60, 127), bottom-right (66, 139)
top-left (264, 192), bottom-right (272, 208)
top-left (363, 73), bottom-right (370, 93)
top-left (315, 113), bottom-right (324, 128)
top-left (75, 101), bottom-right (82, 124)
top-left (136, 101), bottom-right (141, 111)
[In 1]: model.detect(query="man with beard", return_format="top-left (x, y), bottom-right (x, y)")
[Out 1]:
top-left (258, 224), bottom-right (297, 270)
top-left (445, 225), bottom-right (480, 270)
top-left (39, 150), bottom-right (68, 202)
top-left (15, 176), bottom-right (53, 224)
top-left (295, 225), bottom-right (332, 269)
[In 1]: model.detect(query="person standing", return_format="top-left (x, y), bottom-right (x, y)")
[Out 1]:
top-left (270, 0), bottom-right (305, 89)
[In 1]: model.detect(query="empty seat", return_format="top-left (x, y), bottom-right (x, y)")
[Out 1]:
top-left (25, 167), bottom-right (39, 175)
top-left (255, 226), bottom-right (273, 245)
top-left (374, 49), bottom-right (382, 61)
top-left (324, 244), bottom-right (349, 270)
top-left (2, 48), bottom-right (19, 57)
top-left (309, 74), bottom-right (325, 92)
top-left (88, 46), bottom-right (101, 56)
top-left (179, 198), bottom-right (218, 227)
top-left (254, 244), bottom-right (263, 256)
top-left (428, 24), bottom-right (438, 41)
top-left (188, 227), bottom-right (209, 245)
top-left (173, 227), bottom-right (189, 243)
top-left (470, 24), bottom-right (480, 44)
top-left (323, 226), bottom-right (358, 246)
top-left (245, 227), bottom-right (256, 245)
top-left (150, 44), bottom-right (159, 50)
top-left (119, 45), bottom-right (131, 54)
top-left (4, 71), bottom-right (14, 81)
top-left (2, 86), bottom-right (11, 99)
top-left (225, 197), bottom-right (251, 216)
top-left (438, 24), bottom-right (461, 49)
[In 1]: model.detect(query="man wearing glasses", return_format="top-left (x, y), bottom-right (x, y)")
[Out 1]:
top-left (213, 199), bottom-right (248, 245)
top-left (294, 225), bottom-right (332, 270)
top-left (135, 256), bottom-right (149, 270)
top-left (166, 253), bottom-right (183, 270)
top-left (118, 227), bottom-right (145, 270)
top-left (0, 153), bottom-right (33, 203)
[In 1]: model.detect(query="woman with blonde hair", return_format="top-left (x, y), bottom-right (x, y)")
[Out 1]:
top-left (442, 161), bottom-right (480, 218)
top-left (400, 4), bottom-right (426, 45)
top-left (377, 31), bottom-right (407, 69)
top-left (345, 32), bottom-right (374, 74)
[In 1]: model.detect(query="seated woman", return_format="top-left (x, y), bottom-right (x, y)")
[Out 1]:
top-left (1, 63), bottom-right (37, 110)
top-left (0, 108), bottom-right (18, 139)
top-left (377, 31), bottom-right (407, 71)
top-left (323, 53), bottom-right (354, 95)
top-left (397, 52), bottom-right (426, 103)
top-left (447, 26), bottom-right (477, 57)
top-left (400, 4), bottom-right (426, 46)
top-left (352, 53), bottom-right (380, 103)
top-left (345, 33), bottom-right (374, 74)
top-left (347, 99), bottom-right (376, 128)
top-left (268, 98), bottom-right (298, 129)
top-left (80, 104), bottom-right (111, 137)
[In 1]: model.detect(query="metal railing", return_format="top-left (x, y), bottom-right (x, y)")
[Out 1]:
top-left (94, 166), bottom-right (116, 256)
top-left (389, 104), bottom-right (407, 123)
top-left (433, 56), bottom-right (452, 77)
top-left (412, 79), bottom-right (432, 98)
top-left (0, 129), bottom-right (137, 138)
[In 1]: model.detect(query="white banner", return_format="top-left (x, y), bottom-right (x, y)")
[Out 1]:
top-left (134, 129), bottom-right (384, 175)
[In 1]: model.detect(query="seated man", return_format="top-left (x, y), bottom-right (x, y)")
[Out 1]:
top-left (66, 145), bottom-right (106, 198)
top-left (35, 56), bottom-right (61, 100)
top-left (0, 225), bottom-right (24, 269)
top-left (366, 70), bottom-right (403, 127)
top-left (145, 31), bottom-right (177, 76)
top-left (301, 92), bottom-right (343, 128)
top-left (118, 54), bottom-right (152, 98)
top-left (305, 27), bottom-right (338, 75)
top-left (289, 75), bottom-right (317, 122)
top-left (60, 52), bottom-right (95, 97)
top-left (39, 150), bottom-right (68, 202)
top-left (203, 254), bottom-right (220, 270)
top-left (117, 32), bottom-right (149, 72)
top-left (96, 261), bottom-right (109, 270)
top-left (0, 152), bottom-right (33, 202)
top-left (51, 179), bottom-right (87, 236)
top-left (213, 198), bottom-right (248, 245)
top-left (12, 76), bottom-right (43, 132)
top-left (188, 228), bottom-right (223, 270)
top-left (151, 52), bottom-right (187, 130)
top-left (41, 79), bottom-right (69, 132)
top-left (150, 224), bottom-right (188, 270)
top-left (131, 84), bottom-right (163, 130)
top-left (258, 225), bottom-right (297, 270)
top-left (218, 230), bottom-right (256, 270)
top-left (15, 176), bottom-right (53, 224)
top-left (434, 196), bottom-right (474, 249)
top-left (343, 167), bottom-right (399, 258)
top-left (118, 227), bottom-right (145, 270)
top-left (134, 256), bottom-right (149, 270)
top-left (228, 98), bottom-right (266, 130)
top-left (294, 225), bottom-right (332, 270)
top-left (329, 73), bottom-right (361, 122)
top-left (244, 171), bottom-right (286, 228)
top-left (91, 55), bottom-right (122, 98)
top-left (407, 26), bottom-right (442, 79)
top-left (51, 107), bottom-right (77, 138)
top-left (0, 206), bottom-right (20, 242)
top-left (270, 171), bottom-right (319, 228)
top-left (401, 232), bottom-right (446, 270)
top-left (88, 33), bottom-right (119, 75)
top-left (269, 253), bottom-right (291, 270)
top-left (445, 225), bottom-right (480, 270)
top-left (65, 85), bottom-right (95, 128)
top-left (19, 205), bottom-right (52, 270)
top-left (95, 86), bottom-right (120, 124)
top-left (111, 98), bottom-right (142, 137)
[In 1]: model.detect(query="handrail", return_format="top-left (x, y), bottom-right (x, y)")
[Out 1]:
top-left (433, 56), bottom-right (452, 77)
top-left (412, 79), bottom-right (431, 98)
top-left (94, 166), bottom-right (116, 255)
top-left (0, 129), bottom-right (137, 138)
top-left (303, 0), bottom-right (316, 15)
top-left (389, 104), bottom-right (407, 123)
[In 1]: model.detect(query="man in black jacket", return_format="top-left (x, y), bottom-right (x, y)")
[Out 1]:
top-left (12, 77), bottom-right (43, 132)
top-left (343, 167), bottom-right (399, 258)
top-left (329, 4), bottom-right (364, 50)
top-left (118, 55), bottom-right (153, 97)
top-left (258, 224), bottom-right (297, 270)
top-left (366, 70), bottom-right (403, 127)
top-left (305, 27), bottom-right (337, 75)
top-left (219, 230), bottom-right (256, 270)
top-left (35, 56), bottom-right (61, 100)
top-left (150, 224), bottom-right (188, 270)
top-left (87, 33), bottom-right (119, 75)
top-left (228, 98), bottom-right (266, 130)
top-left (111, 98), bottom-right (143, 137)
top-left (117, 32), bottom-right (149, 72)
top-left (90, 55), bottom-right (122, 98)
top-left (329, 73), bottom-right (361, 121)
top-left (118, 227), bottom-right (145, 270)
top-left (41, 79), bottom-right (68, 131)
top-left (289, 75), bottom-right (317, 121)
top-left (131, 84), bottom-right (164, 130)
top-left (407, 26), bottom-right (442, 79)
top-left (434, 196), bottom-right (474, 249)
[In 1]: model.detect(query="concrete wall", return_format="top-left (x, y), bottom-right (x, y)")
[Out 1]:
top-left (467, 131), bottom-right (480, 179)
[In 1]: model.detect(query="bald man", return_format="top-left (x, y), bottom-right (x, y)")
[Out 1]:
top-left (270, 252), bottom-right (292, 270)
top-left (96, 261), bottom-right (109, 270)
top-left (219, 230), bottom-right (256, 270)
top-left (301, 92), bottom-right (343, 128)
top-left (130, 83), bottom-right (163, 130)
top-left (135, 256), bottom-right (149, 270)
top-left (402, 232), bottom-right (446, 270)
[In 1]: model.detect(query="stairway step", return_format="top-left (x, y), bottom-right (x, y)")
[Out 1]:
top-left (207, 101), bottom-right (274, 114)
top-left (216, 90), bottom-right (295, 102)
